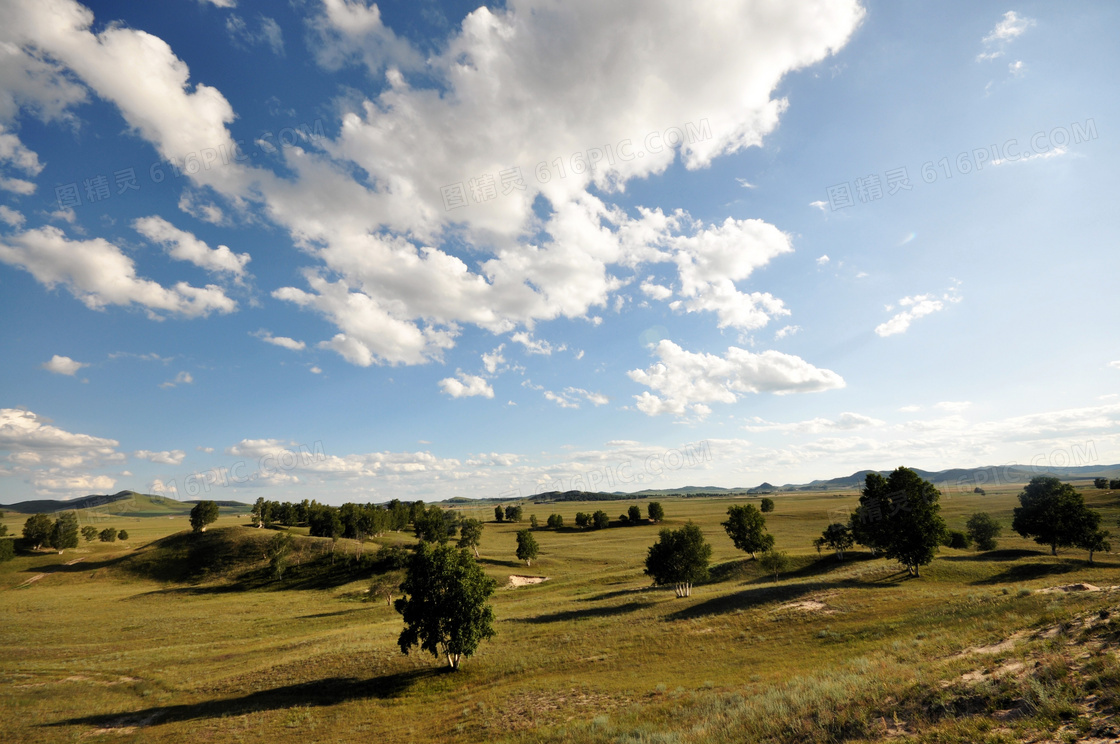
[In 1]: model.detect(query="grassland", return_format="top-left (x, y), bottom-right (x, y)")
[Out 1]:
top-left (1, 483), bottom-right (1119, 743)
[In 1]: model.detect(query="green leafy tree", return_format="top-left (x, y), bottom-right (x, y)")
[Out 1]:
top-left (457, 518), bottom-right (484, 558)
top-left (22, 514), bottom-right (53, 550)
top-left (592, 510), bottom-right (610, 530)
top-left (117, 530), bottom-right (129, 541)
top-left (251, 497), bottom-right (267, 527)
top-left (99, 527), bottom-right (118, 542)
top-left (820, 522), bottom-right (854, 560)
top-left (546, 514), bottom-right (564, 529)
top-left (812, 536), bottom-right (825, 557)
top-left (627, 505), bottom-right (643, 524)
top-left (189, 501), bottom-right (220, 533)
top-left (370, 571), bottom-right (404, 607)
top-left (945, 530), bottom-right (972, 549)
top-left (722, 504), bottom-right (774, 559)
top-left (515, 529), bottom-right (539, 566)
top-left (644, 522), bottom-right (712, 597)
top-left (850, 467), bottom-right (947, 577)
top-left (759, 497), bottom-right (775, 513)
top-left (0, 524), bottom-right (6, 537)
top-left (395, 543), bottom-right (497, 670)
top-left (647, 502), bottom-right (665, 523)
top-left (505, 505), bottom-right (523, 523)
top-left (1078, 528), bottom-right (1111, 565)
top-left (265, 532), bottom-right (294, 579)
top-left (48, 513), bottom-right (79, 552)
top-left (0, 539), bottom-right (14, 562)
top-left (1012, 476), bottom-right (1098, 555)
top-left (1111, 479), bottom-right (1120, 490)
top-left (758, 549), bottom-right (790, 581)
top-left (494, 505), bottom-right (504, 522)
top-left (414, 505), bottom-right (451, 543)
top-left (81, 525), bottom-right (98, 542)
top-left (529, 514), bottom-right (539, 529)
top-left (574, 512), bottom-right (590, 528)
top-left (966, 513), bottom-right (1002, 551)
top-left (1094, 478), bottom-right (1109, 490)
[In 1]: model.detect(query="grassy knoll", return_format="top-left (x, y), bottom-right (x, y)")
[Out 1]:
top-left (1, 485), bottom-right (1118, 743)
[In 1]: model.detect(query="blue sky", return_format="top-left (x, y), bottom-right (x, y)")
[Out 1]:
top-left (1, 0), bottom-right (1117, 504)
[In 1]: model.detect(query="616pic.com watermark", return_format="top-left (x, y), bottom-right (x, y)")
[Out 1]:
top-left (820, 118), bottom-right (1098, 212)
top-left (441, 119), bottom-right (714, 211)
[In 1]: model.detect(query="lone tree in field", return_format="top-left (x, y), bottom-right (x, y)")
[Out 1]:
top-left (189, 501), bottom-right (220, 533)
top-left (722, 504), bottom-right (774, 559)
top-left (758, 549), bottom-right (790, 581)
top-left (592, 510), bottom-right (610, 530)
top-left (117, 530), bottom-right (129, 541)
top-left (627, 505), bottom-right (643, 524)
top-left (81, 525), bottom-right (98, 542)
top-left (850, 467), bottom-right (947, 577)
top-left (1012, 476), bottom-right (1100, 555)
top-left (395, 543), bottom-right (497, 670)
top-left (457, 518), bottom-right (484, 558)
top-left (0, 539), bottom-right (13, 562)
top-left (819, 522), bottom-right (854, 561)
top-left (494, 505), bottom-right (504, 522)
top-left (647, 502), bottom-right (665, 523)
top-left (515, 529), bottom-right (539, 566)
top-left (49, 512), bottom-right (80, 553)
top-left (966, 513), bottom-right (1002, 551)
top-left (1094, 478), bottom-right (1109, 489)
top-left (759, 497), bottom-right (775, 513)
top-left (22, 513), bottom-right (53, 550)
top-left (1078, 528), bottom-right (1112, 565)
top-left (644, 522), bottom-right (712, 598)
top-left (99, 527), bottom-right (117, 542)
top-left (370, 572), bottom-right (404, 607)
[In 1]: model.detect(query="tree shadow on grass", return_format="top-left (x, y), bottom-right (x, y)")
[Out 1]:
top-left (48, 669), bottom-right (442, 730)
top-left (941, 548), bottom-right (1047, 562)
top-left (509, 600), bottom-right (655, 624)
top-left (580, 586), bottom-right (654, 602)
top-left (478, 557), bottom-right (524, 569)
top-left (665, 578), bottom-right (894, 621)
top-left (972, 560), bottom-right (1082, 585)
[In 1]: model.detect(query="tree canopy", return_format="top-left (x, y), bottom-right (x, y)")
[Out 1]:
top-left (1011, 476), bottom-right (1099, 555)
top-left (722, 504), bottom-right (774, 559)
top-left (395, 543), bottom-right (497, 670)
top-left (515, 529), bottom-right (539, 566)
top-left (48, 512), bottom-right (79, 552)
top-left (819, 522), bottom-right (854, 560)
top-left (644, 522), bottom-right (712, 598)
top-left (457, 518), bottom-right (484, 557)
top-left (850, 467), bottom-right (946, 577)
top-left (647, 502), bottom-right (665, 522)
top-left (189, 501), bottom-right (220, 532)
top-left (22, 513), bottom-right (53, 549)
top-left (966, 512), bottom-right (1002, 551)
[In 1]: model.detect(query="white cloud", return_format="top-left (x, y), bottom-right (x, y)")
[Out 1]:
top-left (736, 178), bottom-right (756, 189)
top-left (1109, 360), bottom-right (1120, 370)
top-left (816, 255), bottom-right (830, 266)
top-left (307, 0), bottom-right (424, 76)
top-left (809, 200), bottom-right (829, 212)
top-left (743, 411), bottom-right (884, 433)
top-left (0, 123), bottom-right (43, 193)
top-left (0, 205), bottom-right (25, 227)
top-left (977, 11), bottom-right (1035, 61)
top-left (875, 284), bottom-right (962, 337)
top-left (0, 226), bottom-right (238, 318)
top-left (0, 408), bottom-right (122, 494)
top-left (510, 332), bottom-right (564, 356)
top-left (628, 339), bottom-right (845, 418)
top-left (543, 387), bottom-right (609, 409)
top-left (133, 216), bottom-right (251, 278)
top-left (197, 446), bottom-right (214, 453)
top-left (226, 14), bottom-right (284, 56)
top-left (198, 0), bottom-right (236, 7)
top-left (774, 324), bottom-right (800, 340)
top-left (41, 354), bottom-right (86, 376)
top-left (133, 449), bottom-right (187, 465)
top-left (252, 329), bottom-right (306, 351)
top-left (439, 373), bottom-right (494, 399)
top-left (1008, 59), bottom-right (1024, 76)
top-left (310, 366), bottom-right (322, 374)
top-left (935, 401), bottom-right (972, 413)
top-left (178, 191), bottom-right (228, 225)
top-left (160, 371), bottom-right (194, 388)
top-left (640, 277), bottom-right (674, 301)
top-left (481, 345), bottom-right (506, 374)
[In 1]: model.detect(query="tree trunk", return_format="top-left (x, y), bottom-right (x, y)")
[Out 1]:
top-left (1051, 544), bottom-right (1057, 556)
top-left (473, 547), bottom-right (479, 558)
top-left (526, 558), bottom-right (531, 566)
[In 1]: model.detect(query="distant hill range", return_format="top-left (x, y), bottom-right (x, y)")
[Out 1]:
top-left (1, 490), bottom-right (251, 515)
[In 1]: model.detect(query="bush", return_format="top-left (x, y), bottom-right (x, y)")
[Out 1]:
top-left (944, 529), bottom-right (972, 549)
top-left (759, 497), bottom-right (775, 513)
top-left (574, 512), bottom-right (590, 528)
top-left (529, 514), bottom-right (539, 529)
top-left (117, 530), bottom-right (129, 541)
top-left (592, 510), bottom-right (610, 530)
top-left (627, 505), bottom-right (643, 524)
top-left (966, 512), bottom-right (1002, 551)
top-left (758, 549), bottom-right (790, 581)
top-left (0, 539), bottom-right (14, 562)
top-left (546, 514), bottom-right (564, 529)
top-left (99, 528), bottom-right (118, 543)
top-left (81, 526), bottom-right (98, 542)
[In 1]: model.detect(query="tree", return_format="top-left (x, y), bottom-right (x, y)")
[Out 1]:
top-left (251, 497), bottom-right (267, 527)
top-left (850, 467), bottom-right (947, 577)
top-left (0, 524), bottom-right (5, 537)
top-left (648, 502), bottom-right (665, 523)
top-left (722, 504), bottom-right (773, 559)
top-left (494, 505), bottom-right (504, 523)
top-left (1111, 479), bottom-right (1120, 490)
top-left (395, 543), bottom-right (497, 670)
top-left (414, 505), bottom-right (451, 543)
top-left (820, 522), bottom-right (854, 561)
top-left (48, 513), bottom-right (79, 553)
top-left (190, 501), bottom-right (220, 533)
top-left (546, 514), bottom-right (564, 529)
top-left (759, 497), bottom-right (775, 513)
top-left (529, 514), bottom-right (539, 529)
top-left (515, 529), bottom-right (539, 566)
top-left (973, 487), bottom-right (986, 495)
top-left (592, 510), bottom-right (610, 530)
top-left (505, 505), bottom-right (523, 523)
top-left (627, 505), bottom-right (643, 524)
top-left (265, 532), bottom-right (294, 579)
top-left (1078, 529), bottom-right (1111, 565)
top-left (457, 518), bottom-right (484, 558)
top-left (1094, 478), bottom-right (1109, 490)
top-left (99, 528), bottom-right (118, 542)
top-left (0, 539), bottom-right (13, 563)
top-left (812, 536), bottom-right (825, 557)
top-left (81, 526), bottom-right (98, 542)
top-left (944, 530), bottom-right (972, 549)
top-left (644, 523), bottom-right (712, 598)
top-left (1012, 476), bottom-right (1098, 555)
top-left (22, 514), bottom-right (53, 550)
top-left (117, 530), bottom-right (129, 541)
top-left (966, 513), bottom-right (1002, 551)
top-left (370, 572), bottom-right (404, 607)
top-left (758, 549), bottom-right (790, 581)
top-left (574, 512), bottom-right (590, 529)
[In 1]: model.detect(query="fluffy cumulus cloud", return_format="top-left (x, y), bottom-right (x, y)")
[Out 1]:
top-left (252, 329), bottom-right (306, 351)
top-left (0, 408), bottom-right (122, 494)
top-left (41, 354), bottom-right (86, 375)
top-left (133, 216), bottom-right (251, 278)
top-left (0, 226), bottom-right (238, 318)
top-left (133, 449), bottom-right (187, 465)
top-left (743, 411), bottom-right (884, 433)
top-left (439, 372), bottom-right (494, 399)
top-left (978, 11), bottom-right (1035, 61)
top-left (875, 284), bottom-right (962, 337)
top-left (628, 340), bottom-right (845, 418)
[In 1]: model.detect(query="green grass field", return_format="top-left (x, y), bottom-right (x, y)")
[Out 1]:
top-left (2, 484), bottom-right (1119, 743)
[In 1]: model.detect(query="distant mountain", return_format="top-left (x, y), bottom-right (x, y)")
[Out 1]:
top-left (1, 490), bottom-right (250, 515)
top-left (781, 463), bottom-right (1120, 491)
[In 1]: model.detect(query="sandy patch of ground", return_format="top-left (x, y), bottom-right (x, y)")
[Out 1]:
top-left (16, 574), bottom-right (46, 587)
top-left (776, 598), bottom-right (836, 615)
top-left (508, 575), bottom-right (548, 588)
top-left (64, 557), bottom-right (85, 565)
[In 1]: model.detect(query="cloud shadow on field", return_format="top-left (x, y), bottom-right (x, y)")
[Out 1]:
top-left (49, 669), bottom-right (443, 730)
top-left (508, 600), bottom-right (655, 624)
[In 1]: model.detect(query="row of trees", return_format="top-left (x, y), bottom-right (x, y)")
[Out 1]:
top-left (1093, 478), bottom-right (1120, 490)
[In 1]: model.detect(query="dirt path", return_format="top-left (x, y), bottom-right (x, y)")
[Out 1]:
top-left (16, 574), bottom-right (46, 588)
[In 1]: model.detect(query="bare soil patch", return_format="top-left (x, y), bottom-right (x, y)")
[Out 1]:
top-left (508, 575), bottom-right (548, 588)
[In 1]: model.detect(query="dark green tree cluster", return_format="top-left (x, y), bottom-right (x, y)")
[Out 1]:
top-left (412, 504), bottom-right (461, 544)
top-left (545, 514), bottom-right (564, 529)
top-left (966, 512), bottom-right (1002, 551)
top-left (759, 497), bottom-right (775, 513)
top-left (644, 523), bottom-right (711, 597)
top-left (647, 502), bottom-right (665, 522)
top-left (250, 497), bottom-right (413, 538)
top-left (573, 510), bottom-right (610, 530)
top-left (81, 525), bottom-right (98, 542)
top-left (457, 518), bottom-right (484, 557)
top-left (849, 467), bottom-right (947, 577)
top-left (504, 505), bottom-right (523, 523)
top-left (22, 513), bottom-right (79, 552)
top-left (817, 522), bottom-right (854, 560)
top-left (22, 513), bottom-right (53, 549)
top-left (1012, 476), bottom-right (1110, 563)
top-left (1091, 478), bottom-right (1119, 490)
top-left (99, 527), bottom-right (118, 542)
